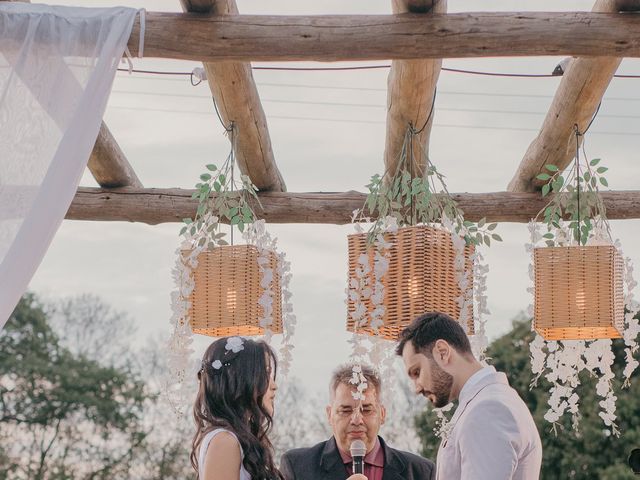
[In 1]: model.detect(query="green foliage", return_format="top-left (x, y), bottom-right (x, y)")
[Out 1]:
top-left (360, 130), bottom-right (498, 246)
top-left (415, 315), bottom-right (640, 479)
top-left (181, 137), bottom-right (259, 247)
top-left (537, 159), bottom-right (609, 246)
top-left (0, 294), bottom-right (193, 479)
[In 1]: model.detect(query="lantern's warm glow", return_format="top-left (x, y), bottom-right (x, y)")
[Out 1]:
top-left (533, 245), bottom-right (624, 340)
top-left (574, 285), bottom-right (586, 313)
top-left (187, 245), bottom-right (283, 337)
top-left (347, 225), bottom-right (475, 340)
top-left (225, 289), bottom-right (237, 312)
top-left (407, 276), bottom-right (420, 298)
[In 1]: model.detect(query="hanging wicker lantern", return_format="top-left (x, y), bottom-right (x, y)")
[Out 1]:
top-left (347, 225), bottom-right (475, 340)
top-left (533, 245), bottom-right (624, 340)
top-left (187, 245), bottom-right (283, 337)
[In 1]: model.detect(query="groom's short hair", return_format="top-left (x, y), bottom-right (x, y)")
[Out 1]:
top-left (396, 311), bottom-right (473, 358)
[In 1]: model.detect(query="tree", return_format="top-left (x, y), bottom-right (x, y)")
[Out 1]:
top-left (270, 378), bottom-right (331, 464)
top-left (0, 293), bottom-right (195, 479)
top-left (415, 314), bottom-right (640, 479)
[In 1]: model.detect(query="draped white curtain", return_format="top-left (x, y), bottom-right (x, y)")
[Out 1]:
top-left (0, 4), bottom-right (139, 329)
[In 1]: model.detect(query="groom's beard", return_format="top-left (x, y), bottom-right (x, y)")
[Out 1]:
top-left (429, 363), bottom-right (454, 409)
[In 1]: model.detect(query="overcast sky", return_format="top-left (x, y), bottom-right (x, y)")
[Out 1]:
top-left (26, 0), bottom-right (640, 397)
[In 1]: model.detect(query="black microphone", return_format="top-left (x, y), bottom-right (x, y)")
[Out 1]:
top-left (350, 439), bottom-right (367, 475)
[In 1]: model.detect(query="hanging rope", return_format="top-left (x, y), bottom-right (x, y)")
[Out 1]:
top-left (574, 123), bottom-right (582, 244)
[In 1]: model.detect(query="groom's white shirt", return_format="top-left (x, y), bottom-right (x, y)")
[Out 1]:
top-left (435, 366), bottom-right (542, 480)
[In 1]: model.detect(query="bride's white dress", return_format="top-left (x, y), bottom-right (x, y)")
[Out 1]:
top-left (198, 428), bottom-right (251, 480)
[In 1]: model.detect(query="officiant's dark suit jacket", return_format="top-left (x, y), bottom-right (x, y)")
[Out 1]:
top-left (280, 436), bottom-right (435, 480)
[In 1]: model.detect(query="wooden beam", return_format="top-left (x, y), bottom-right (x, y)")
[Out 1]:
top-left (66, 187), bottom-right (640, 225)
top-left (179, 0), bottom-right (285, 192)
top-left (88, 124), bottom-right (142, 188)
top-left (507, 0), bottom-right (640, 193)
top-left (384, 0), bottom-right (445, 178)
top-left (128, 12), bottom-right (640, 62)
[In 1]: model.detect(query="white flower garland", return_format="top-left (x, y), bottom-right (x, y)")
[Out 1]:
top-left (527, 220), bottom-right (640, 434)
top-left (347, 213), bottom-right (490, 419)
top-left (164, 215), bottom-right (296, 414)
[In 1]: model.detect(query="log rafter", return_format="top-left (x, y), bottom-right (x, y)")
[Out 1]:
top-left (507, 0), bottom-right (640, 193)
top-left (66, 187), bottom-right (640, 225)
top-left (179, 0), bottom-right (285, 192)
top-left (128, 12), bottom-right (640, 62)
top-left (89, 124), bottom-right (142, 188)
top-left (384, 0), bottom-right (445, 178)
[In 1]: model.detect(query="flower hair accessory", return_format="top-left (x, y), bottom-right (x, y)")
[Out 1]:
top-left (226, 337), bottom-right (244, 353)
top-left (202, 337), bottom-right (246, 374)
top-left (211, 360), bottom-right (223, 370)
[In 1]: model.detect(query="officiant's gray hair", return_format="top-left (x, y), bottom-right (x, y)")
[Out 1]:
top-left (329, 363), bottom-right (381, 399)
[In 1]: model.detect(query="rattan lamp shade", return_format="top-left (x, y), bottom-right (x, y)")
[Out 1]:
top-left (187, 245), bottom-right (283, 337)
top-left (347, 225), bottom-right (475, 340)
top-left (533, 245), bottom-right (624, 340)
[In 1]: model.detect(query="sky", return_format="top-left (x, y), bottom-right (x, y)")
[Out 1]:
top-left (24, 0), bottom-right (640, 397)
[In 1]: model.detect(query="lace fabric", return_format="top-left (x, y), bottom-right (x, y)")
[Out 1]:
top-left (0, 4), bottom-right (139, 327)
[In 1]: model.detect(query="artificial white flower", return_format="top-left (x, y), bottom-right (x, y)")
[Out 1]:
top-left (226, 336), bottom-right (245, 353)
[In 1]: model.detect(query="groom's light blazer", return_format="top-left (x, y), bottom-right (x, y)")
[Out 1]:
top-left (436, 366), bottom-right (542, 480)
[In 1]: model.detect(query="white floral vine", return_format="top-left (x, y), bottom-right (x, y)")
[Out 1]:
top-left (164, 214), bottom-right (296, 414)
top-left (527, 220), bottom-right (640, 435)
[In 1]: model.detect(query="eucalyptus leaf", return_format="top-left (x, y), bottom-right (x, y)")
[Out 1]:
top-left (542, 184), bottom-right (550, 197)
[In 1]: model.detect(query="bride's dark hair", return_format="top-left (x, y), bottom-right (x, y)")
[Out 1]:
top-left (190, 337), bottom-right (283, 479)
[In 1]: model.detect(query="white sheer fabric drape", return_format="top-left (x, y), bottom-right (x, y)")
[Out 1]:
top-left (0, 4), bottom-right (139, 329)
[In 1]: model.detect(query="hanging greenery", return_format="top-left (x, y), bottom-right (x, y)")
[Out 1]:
top-left (527, 126), bottom-right (640, 435)
top-left (347, 127), bottom-right (497, 418)
top-left (165, 127), bottom-right (296, 415)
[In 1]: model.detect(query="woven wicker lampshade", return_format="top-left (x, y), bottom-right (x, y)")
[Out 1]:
top-left (347, 225), bottom-right (475, 340)
top-left (533, 245), bottom-right (624, 340)
top-left (187, 245), bottom-right (283, 337)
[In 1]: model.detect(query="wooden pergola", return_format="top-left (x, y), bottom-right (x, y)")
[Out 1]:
top-left (30, 0), bottom-right (640, 225)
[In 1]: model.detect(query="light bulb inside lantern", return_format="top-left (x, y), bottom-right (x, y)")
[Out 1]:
top-left (575, 285), bottom-right (586, 312)
top-left (226, 289), bottom-right (237, 312)
top-left (407, 276), bottom-right (421, 298)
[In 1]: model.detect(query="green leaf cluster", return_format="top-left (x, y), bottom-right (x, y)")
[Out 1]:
top-left (180, 151), bottom-right (260, 248)
top-left (536, 159), bottom-right (609, 246)
top-left (360, 131), bottom-right (499, 247)
top-left (0, 294), bottom-right (152, 479)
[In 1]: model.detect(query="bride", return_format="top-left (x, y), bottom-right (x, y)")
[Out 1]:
top-left (191, 336), bottom-right (283, 480)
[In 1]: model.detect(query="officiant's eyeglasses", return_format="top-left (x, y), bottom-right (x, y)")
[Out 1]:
top-left (337, 405), bottom-right (377, 418)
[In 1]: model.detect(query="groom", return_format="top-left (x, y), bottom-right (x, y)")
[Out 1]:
top-left (396, 312), bottom-right (542, 480)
